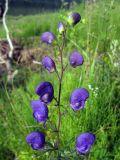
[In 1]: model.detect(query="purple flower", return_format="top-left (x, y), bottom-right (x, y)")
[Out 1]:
top-left (26, 131), bottom-right (45, 150)
top-left (69, 51), bottom-right (84, 68)
top-left (70, 88), bottom-right (89, 111)
top-left (42, 56), bottom-right (56, 73)
top-left (31, 100), bottom-right (48, 123)
top-left (76, 132), bottom-right (95, 155)
top-left (41, 32), bottom-right (55, 44)
top-left (58, 22), bottom-right (65, 34)
top-left (35, 81), bottom-right (54, 103)
top-left (68, 12), bottom-right (81, 26)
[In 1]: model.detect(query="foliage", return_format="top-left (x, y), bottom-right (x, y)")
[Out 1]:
top-left (0, 0), bottom-right (120, 159)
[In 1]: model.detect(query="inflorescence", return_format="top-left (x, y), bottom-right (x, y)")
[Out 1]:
top-left (26, 12), bottom-right (95, 158)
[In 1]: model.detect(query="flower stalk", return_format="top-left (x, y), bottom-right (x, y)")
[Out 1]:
top-left (26, 12), bottom-right (96, 159)
top-left (56, 31), bottom-right (66, 154)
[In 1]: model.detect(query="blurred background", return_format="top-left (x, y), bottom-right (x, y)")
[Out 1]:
top-left (1, 0), bottom-right (81, 15)
top-left (0, 0), bottom-right (120, 160)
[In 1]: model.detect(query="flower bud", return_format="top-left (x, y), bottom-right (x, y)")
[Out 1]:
top-left (41, 32), bottom-right (55, 44)
top-left (35, 81), bottom-right (54, 103)
top-left (26, 132), bottom-right (45, 150)
top-left (58, 22), bottom-right (65, 34)
top-left (68, 12), bottom-right (81, 26)
top-left (70, 88), bottom-right (89, 111)
top-left (31, 100), bottom-right (48, 123)
top-left (42, 56), bottom-right (56, 73)
top-left (69, 51), bottom-right (84, 68)
top-left (76, 132), bottom-right (95, 155)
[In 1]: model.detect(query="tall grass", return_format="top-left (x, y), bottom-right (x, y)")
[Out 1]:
top-left (0, 0), bottom-right (120, 159)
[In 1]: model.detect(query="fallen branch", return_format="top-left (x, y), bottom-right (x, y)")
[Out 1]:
top-left (32, 60), bottom-right (42, 65)
top-left (3, 0), bottom-right (13, 58)
top-left (0, 57), bottom-right (6, 64)
top-left (2, 0), bottom-right (18, 82)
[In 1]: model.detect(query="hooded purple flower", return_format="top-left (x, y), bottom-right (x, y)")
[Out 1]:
top-left (35, 81), bottom-right (54, 103)
top-left (69, 51), bottom-right (84, 68)
top-left (76, 132), bottom-right (95, 155)
top-left (31, 100), bottom-right (48, 123)
top-left (68, 12), bottom-right (81, 26)
top-left (70, 88), bottom-right (89, 111)
top-left (58, 22), bottom-right (65, 34)
top-left (41, 32), bottom-right (55, 44)
top-left (42, 56), bottom-right (56, 73)
top-left (26, 131), bottom-right (45, 150)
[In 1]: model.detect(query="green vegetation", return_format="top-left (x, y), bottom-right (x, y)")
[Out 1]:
top-left (0, 0), bottom-right (120, 159)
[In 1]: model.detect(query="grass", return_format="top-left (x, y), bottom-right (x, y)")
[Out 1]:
top-left (0, 0), bottom-right (120, 159)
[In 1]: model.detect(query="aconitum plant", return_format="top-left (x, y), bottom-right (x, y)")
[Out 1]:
top-left (76, 132), bottom-right (95, 155)
top-left (70, 88), bottom-right (89, 111)
top-left (26, 12), bottom-right (96, 159)
top-left (69, 51), bottom-right (84, 68)
top-left (35, 81), bottom-right (54, 103)
top-left (26, 132), bottom-right (45, 150)
top-left (41, 32), bottom-right (55, 44)
top-left (42, 56), bottom-right (56, 73)
top-left (31, 100), bottom-right (48, 123)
